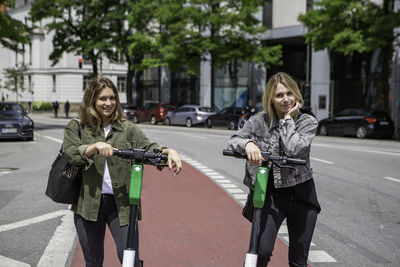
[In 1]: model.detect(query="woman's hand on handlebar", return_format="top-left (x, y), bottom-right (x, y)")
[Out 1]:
top-left (245, 142), bottom-right (264, 166)
top-left (85, 142), bottom-right (114, 158)
top-left (162, 148), bottom-right (182, 175)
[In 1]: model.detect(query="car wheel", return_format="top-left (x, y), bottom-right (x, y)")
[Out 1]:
top-left (133, 115), bottom-right (139, 123)
top-left (319, 125), bottom-right (328, 136)
top-left (150, 115), bottom-right (157, 125)
top-left (228, 120), bottom-right (237, 130)
top-left (165, 117), bottom-right (171, 126)
top-left (206, 119), bottom-right (212, 128)
top-left (186, 118), bottom-right (193, 127)
top-left (356, 126), bottom-right (367, 139)
top-left (238, 120), bottom-right (245, 130)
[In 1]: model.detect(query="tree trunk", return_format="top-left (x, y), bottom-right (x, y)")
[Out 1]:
top-left (126, 63), bottom-right (134, 105)
top-left (382, 0), bottom-right (393, 112)
top-left (91, 62), bottom-right (98, 78)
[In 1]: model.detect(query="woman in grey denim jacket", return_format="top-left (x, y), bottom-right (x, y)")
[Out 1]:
top-left (228, 72), bottom-right (320, 267)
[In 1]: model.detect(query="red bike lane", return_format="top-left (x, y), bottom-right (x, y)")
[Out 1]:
top-left (71, 161), bottom-right (289, 267)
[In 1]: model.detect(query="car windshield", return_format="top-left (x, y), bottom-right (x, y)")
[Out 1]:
top-left (199, 107), bottom-right (213, 112)
top-left (161, 104), bottom-right (175, 109)
top-left (0, 103), bottom-right (24, 114)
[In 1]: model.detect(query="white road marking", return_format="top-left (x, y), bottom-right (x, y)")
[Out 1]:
top-left (210, 175), bottom-right (225, 179)
top-left (233, 193), bottom-right (248, 200)
top-left (384, 176), bottom-right (400, 183)
top-left (0, 210), bottom-right (68, 233)
top-left (227, 188), bottom-right (245, 194)
top-left (215, 179), bottom-right (232, 184)
top-left (220, 183), bottom-right (237, 189)
top-left (183, 133), bottom-right (207, 139)
top-left (0, 171), bottom-right (12, 177)
top-left (278, 225), bottom-right (288, 234)
top-left (41, 135), bottom-right (63, 144)
top-left (282, 236), bottom-right (316, 246)
top-left (37, 211), bottom-right (76, 267)
top-left (308, 250), bottom-right (337, 262)
top-left (311, 157), bottom-right (334, 165)
top-left (0, 255), bottom-right (30, 267)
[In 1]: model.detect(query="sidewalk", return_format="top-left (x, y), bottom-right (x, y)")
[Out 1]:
top-left (70, 162), bottom-right (289, 267)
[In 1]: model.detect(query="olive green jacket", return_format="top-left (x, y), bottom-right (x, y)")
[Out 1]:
top-left (62, 119), bottom-right (161, 226)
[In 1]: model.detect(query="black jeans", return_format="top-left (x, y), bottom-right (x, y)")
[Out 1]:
top-left (74, 194), bottom-right (139, 267)
top-left (256, 197), bottom-right (318, 267)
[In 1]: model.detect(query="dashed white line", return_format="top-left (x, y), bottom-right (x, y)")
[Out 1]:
top-left (384, 176), bottom-right (400, 183)
top-left (308, 250), bottom-right (337, 262)
top-left (311, 157), bottom-right (334, 165)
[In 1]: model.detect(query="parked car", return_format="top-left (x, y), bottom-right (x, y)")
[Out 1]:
top-left (121, 103), bottom-right (137, 120)
top-left (0, 102), bottom-right (34, 141)
top-left (205, 107), bottom-right (245, 130)
top-left (133, 102), bottom-right (175, 124)
top-left (317, 108), bottom-right (394, 139)
top-left (164, 105), bottom-right (215, 127)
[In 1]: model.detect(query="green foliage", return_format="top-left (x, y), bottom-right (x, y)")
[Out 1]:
top-left (2, 64), bottom-right (29, 94)
top-left (32, 101), bottom-right (53, 110)
top-left (0, 0), bottom-right (30, 51)
top-left (29, 0), bottom-right (116, 75)
top-left (298, 0), bottom-right (400, 56)
top-left (128, 0), bottom-right (282, 74)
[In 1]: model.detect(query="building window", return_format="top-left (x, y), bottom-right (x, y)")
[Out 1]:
top-left (83, 75), bottom-right (91, 91)
top-left (117, 76), bottom-right (126, 92)
top-left (52, 75), bottom-right (56, 92)
top-left (28, 75), bottom-right (32, 92)
top-left (115, 51), bottom-right (125, 64)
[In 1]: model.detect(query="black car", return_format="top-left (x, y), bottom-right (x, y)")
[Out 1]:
top-left (121, 103), bottom-right (137, 121)
top-left (205, 107), bottom-right (245, 130)
top-left (318, 108), bottom-right (394, 139)
top-left (0, 102), bottom-right (34, 141)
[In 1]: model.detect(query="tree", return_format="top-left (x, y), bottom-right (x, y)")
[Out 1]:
top-left (134, 0), bottom-right (282, 108)
top-left (298, 0), bottom-right (400, 112)
top-left (2, 64), bottom-right (29, 102)
top-left (30, 0), bottom-right (114, 77)
top-left (0, 0), bottom-right (30, 52)
top-left (104, 0), bottom-right (159, 105)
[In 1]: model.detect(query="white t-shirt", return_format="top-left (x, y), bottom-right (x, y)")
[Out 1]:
top-left (101, 124), bottom-right (114, 194)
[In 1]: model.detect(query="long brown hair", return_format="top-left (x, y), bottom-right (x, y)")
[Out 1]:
top-left (262, 72), bottom-right (304, 128)
top-left (79, 77), bottom-right (125, 132)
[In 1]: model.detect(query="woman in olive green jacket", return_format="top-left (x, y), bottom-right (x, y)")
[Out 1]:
top-left (63, 77), bottom-right (182, 267)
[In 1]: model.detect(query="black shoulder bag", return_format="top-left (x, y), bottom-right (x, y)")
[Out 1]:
top-left (45, 119), bottom-right (82, 204)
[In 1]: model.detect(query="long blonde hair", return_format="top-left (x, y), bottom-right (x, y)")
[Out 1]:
top-left (79, 77), bottom-right (125, 132)
top-left (262, 72), bottom-right (304, 127)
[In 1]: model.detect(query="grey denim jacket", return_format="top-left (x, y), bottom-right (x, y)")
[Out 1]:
top-left (227, 112), bottom-right (318, 189)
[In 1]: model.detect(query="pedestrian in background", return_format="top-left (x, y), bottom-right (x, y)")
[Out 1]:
top-left (64, 101), bottom-right (70, 118)
top-left (53, 101), bottom-right (59, 118)
top-left (62, 77), bottom-right (182, 266)
top-left (228, 72), bottom-right (320, 267)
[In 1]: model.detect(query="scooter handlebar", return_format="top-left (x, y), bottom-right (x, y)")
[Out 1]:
top-left (223, 149), bottom-right (306, 165)
top-left (113, 148), bottom-right (168, 166)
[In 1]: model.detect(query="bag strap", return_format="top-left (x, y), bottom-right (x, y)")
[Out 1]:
top-left (73, 118), bottom-right (82, 139)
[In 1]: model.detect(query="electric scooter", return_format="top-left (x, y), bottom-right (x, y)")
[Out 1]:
top-left (222, 149), bottom-right (306, 267)
top-left (113, 148), bottom-right (168, 267)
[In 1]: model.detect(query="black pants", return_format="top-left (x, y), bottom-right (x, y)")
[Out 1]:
top-left (74, 194), bottom-right (139, 267)
top-left (256, 197), bottom-right (318, 267)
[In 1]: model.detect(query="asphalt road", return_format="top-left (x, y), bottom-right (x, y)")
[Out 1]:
top-left (0, 114), bottom-right (399, 266)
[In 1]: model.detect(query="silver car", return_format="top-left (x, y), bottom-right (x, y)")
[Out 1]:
top-left (164, 105), bottom-right (215, 127)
